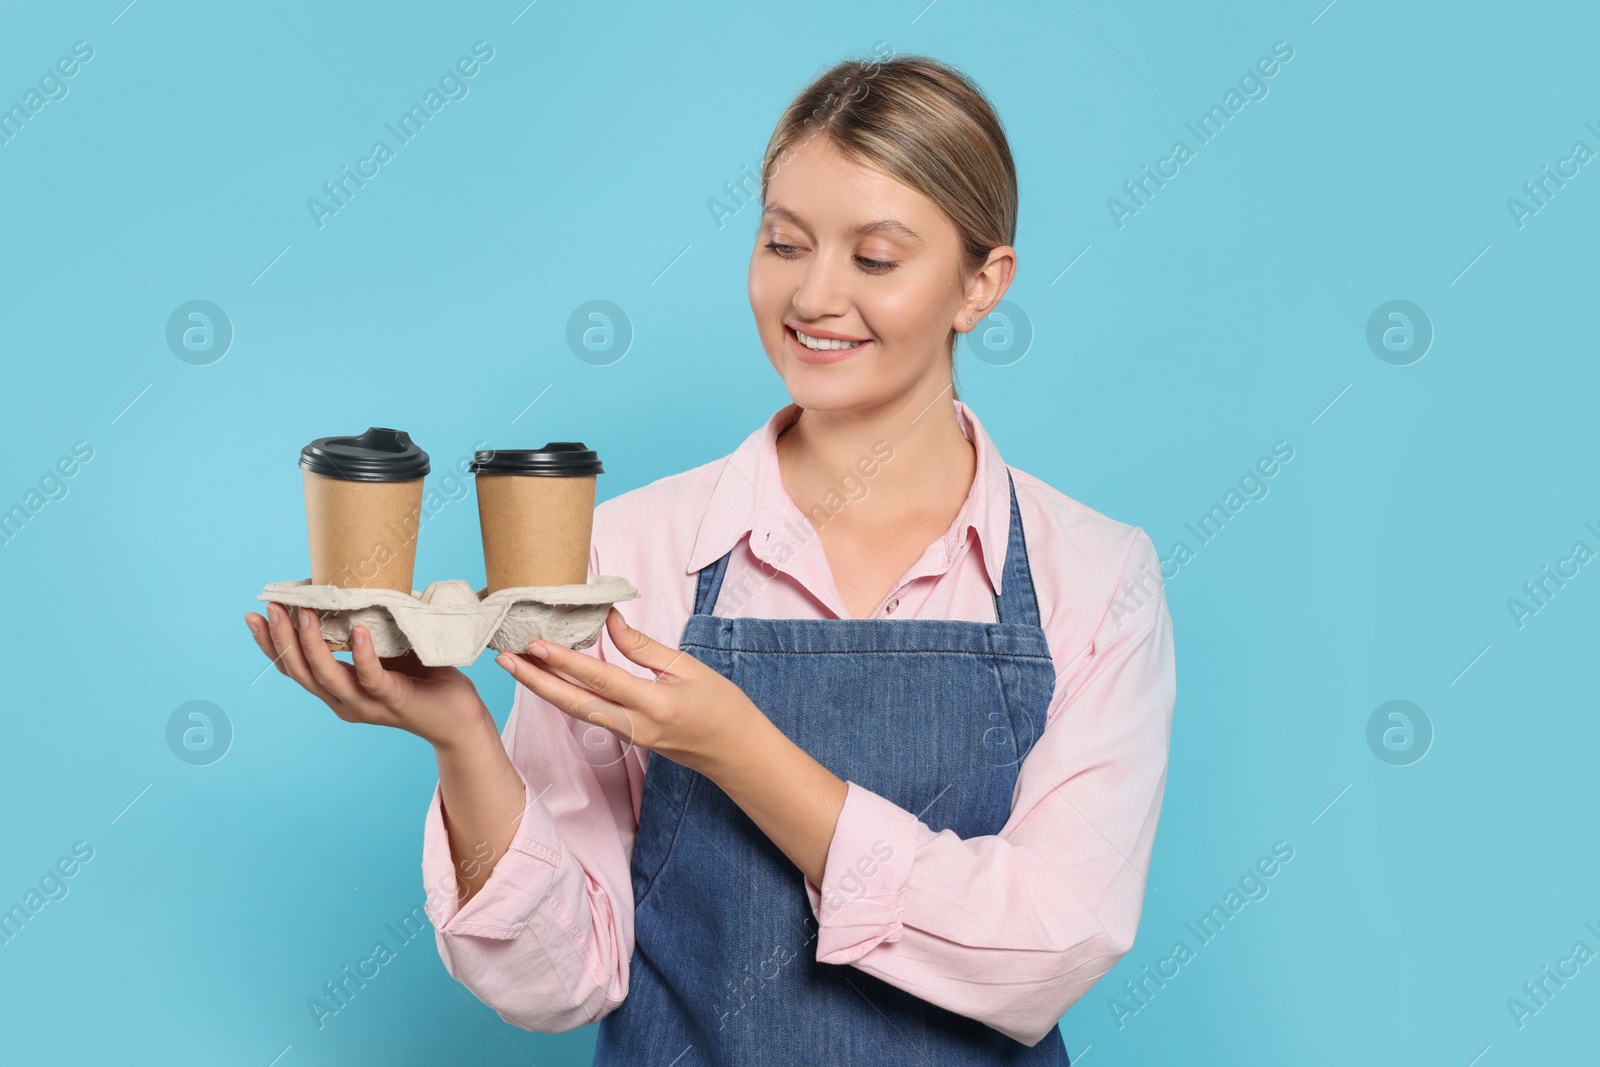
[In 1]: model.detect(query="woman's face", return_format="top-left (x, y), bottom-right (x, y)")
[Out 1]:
top-left (747, 135), bottom-right (1011, 414)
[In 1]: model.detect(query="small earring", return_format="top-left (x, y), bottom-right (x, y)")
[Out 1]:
top-left (966, 316), bottom-right (973, 325)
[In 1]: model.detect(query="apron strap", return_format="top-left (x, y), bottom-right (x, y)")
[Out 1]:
top-left (693, 540), bottom-right (732, 617)
top-left (994, 467), bottom-right (1044, 628)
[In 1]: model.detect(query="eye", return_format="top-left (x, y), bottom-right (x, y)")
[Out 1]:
top-left (855, 255), bottom-right (896, 274)
top-left (764, 241), bottom-right (802, 258)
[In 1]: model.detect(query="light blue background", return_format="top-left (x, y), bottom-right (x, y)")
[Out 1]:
top-left (2, 0), bottom-right (1595, 1063)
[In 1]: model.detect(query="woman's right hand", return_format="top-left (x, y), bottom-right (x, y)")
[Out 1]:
top-left (245, 602), bottom-right (491, 750)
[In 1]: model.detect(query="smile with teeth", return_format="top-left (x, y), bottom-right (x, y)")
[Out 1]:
top-left (792, 328), bottom-right (868, 351)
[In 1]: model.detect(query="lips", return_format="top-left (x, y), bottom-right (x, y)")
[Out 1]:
top-left (785, 325), bottom-right (871, 364)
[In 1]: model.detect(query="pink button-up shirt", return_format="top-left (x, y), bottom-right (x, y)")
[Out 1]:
top-left (421, 399), bottom-right (1176, 1047)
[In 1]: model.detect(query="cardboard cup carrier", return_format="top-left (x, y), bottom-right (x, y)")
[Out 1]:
top-left (260, 428), bottom-right (635, 666)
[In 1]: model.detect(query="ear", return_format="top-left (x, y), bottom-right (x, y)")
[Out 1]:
top-left (954, 245), bottom-right (1017, 333)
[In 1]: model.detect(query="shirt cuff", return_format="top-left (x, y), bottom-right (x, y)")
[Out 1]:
top-left (421, 770), bottom-right (564, 940)
top-left (803, 781), bottom-right (922, 965)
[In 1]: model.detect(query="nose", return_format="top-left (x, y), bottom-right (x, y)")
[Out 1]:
top-left (790, 247), bottom-right (853, 322)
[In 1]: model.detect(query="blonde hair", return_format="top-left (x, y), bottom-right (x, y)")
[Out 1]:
top-left (760, 53), bottom-right (1018, 402)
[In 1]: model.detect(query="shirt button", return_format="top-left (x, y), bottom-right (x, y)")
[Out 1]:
top-left (884, 598), bottom-right (899, 615)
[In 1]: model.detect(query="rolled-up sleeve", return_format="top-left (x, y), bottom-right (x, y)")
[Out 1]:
top-left (803, 531), bottom-right (1176, 1047)
top-left (421, 551), bottom-right (643, 1032)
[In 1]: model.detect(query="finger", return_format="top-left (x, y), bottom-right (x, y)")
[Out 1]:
top-left (605, 607), bottom-right (692, 677)
top-left (527, 628), bottom-right (656, 707)
top-left (265, 602), bottom-right (337, 700)
top-left (293, 607), bottom-right (368, 703)
top-left (244, 612), bottom-right (288, 674)
top-left (507, 648), bottom-right (589, 691)
top-left (496, 648), bottom-right (629, 727)
top-left (348, 624), bottom-right (407, 707)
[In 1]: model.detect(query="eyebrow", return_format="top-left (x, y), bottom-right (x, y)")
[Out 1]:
top-left (762, 203), bottom-right (924, 248)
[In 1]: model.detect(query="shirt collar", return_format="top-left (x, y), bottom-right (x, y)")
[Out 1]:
top-left (685, 398), bottom-right (1013, 597)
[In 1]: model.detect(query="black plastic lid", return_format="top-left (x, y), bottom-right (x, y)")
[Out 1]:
top-left (299, 427), bottom-right (430, 482)
top-left (469, 442), bottom-right (604, 477)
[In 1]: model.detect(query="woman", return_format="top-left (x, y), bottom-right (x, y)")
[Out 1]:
top-left (246, 54), bottom-right (1175, 1065)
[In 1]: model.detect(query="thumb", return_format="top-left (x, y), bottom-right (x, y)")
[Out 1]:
top-left (606, 607), bottom-right (681, 675)
top-left (350, 624), bottom-right (410, 708)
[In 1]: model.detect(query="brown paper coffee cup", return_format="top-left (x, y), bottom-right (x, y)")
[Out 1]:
top-left (300, 428), bottom-right (431, 594)
top-left (471, 442), bottom-right (604, 593)
top-left (303, 471), bottom-right (425, 592)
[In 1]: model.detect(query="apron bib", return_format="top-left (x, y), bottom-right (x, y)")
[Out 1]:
top-left (594, 470), bottom-right (1071, 1066)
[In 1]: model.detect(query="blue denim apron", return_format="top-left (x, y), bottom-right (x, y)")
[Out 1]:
top-left (594, 470), bottom-right (1071, 1066)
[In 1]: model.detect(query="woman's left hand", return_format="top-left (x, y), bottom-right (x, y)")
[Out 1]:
top-left (494, 607), bottom-right (763, 778)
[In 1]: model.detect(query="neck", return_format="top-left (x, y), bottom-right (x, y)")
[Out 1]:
top-left (775, 378), bottom-right (976, 524)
